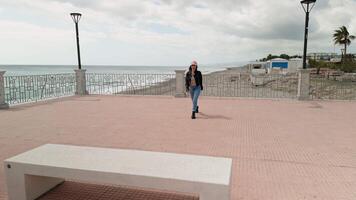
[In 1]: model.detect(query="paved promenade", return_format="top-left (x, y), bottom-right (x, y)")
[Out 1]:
top-left (1, 96), bottom-right (356, 200)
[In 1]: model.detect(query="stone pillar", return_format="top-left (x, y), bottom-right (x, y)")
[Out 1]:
top-left (175, 70), bottom-right (186, 97)
top-left (75, 69), bottom-right (88, 95)
top-left (297, 69), bottom-right (311, 100)
top-left (0, 71), bottom-right (9, 109)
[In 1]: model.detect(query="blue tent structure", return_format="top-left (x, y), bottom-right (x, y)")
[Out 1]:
top-left (269, 58), bottom-right (289, 69)
top-left (271, 61), bottom-right (288, 69)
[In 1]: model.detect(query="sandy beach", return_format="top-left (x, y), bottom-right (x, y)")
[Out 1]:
top-left (119, 65), bottom-right (299, 99)
top-left (118, 66), bottom-right (356, 100)
top-left (119, 65), bottom-right (250, 96)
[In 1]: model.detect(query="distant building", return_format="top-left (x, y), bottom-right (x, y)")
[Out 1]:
top-left (248, 61), bottom-right (268, 74)
top-left (248, 58), bottom-right (302, 74)
top-left (268, 58), bottom-right (289, 69)
top-left (330, 57), bottom-right (342, 63)
top-left (307, 52), bottom-right (356, 62)
top-left (307, 53), bottom-right (338, 61)
top-left (288, 58), bottom-right (303, 72)
top-left (267, 58), bottom-right (302, 73)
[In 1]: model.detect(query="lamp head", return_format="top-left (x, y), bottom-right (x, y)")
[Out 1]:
top-left (301, 0), bottom-right (316, 12)
top-left (70, 13), bottom-right (82, 23)
top-left (301, 0), bottom-right (316, 4)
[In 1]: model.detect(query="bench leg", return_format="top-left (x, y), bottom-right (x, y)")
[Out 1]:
top-left (200, 192), bottom-right (230, 200)
top-left (199, 185), bottom-right (230, 200)
top-left (24, 175), bottom-right (64, 200)
top-left (6, 169), bottom-right (64, 200)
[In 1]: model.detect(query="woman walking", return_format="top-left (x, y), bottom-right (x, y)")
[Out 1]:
top-left (185, 61), bottom-right (203, 119)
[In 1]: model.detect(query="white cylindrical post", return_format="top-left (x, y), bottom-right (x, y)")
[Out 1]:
top-left (175, 70), bottom-right (186, 97)
top-left (0, 71), bottom-right (9, 109)
top-left (75, 69), bottom-right (88, 95)
top-left (297, 69), bottom-right (311, 100)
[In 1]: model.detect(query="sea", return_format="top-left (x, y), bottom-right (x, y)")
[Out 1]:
top-left (0, 63), bottom-right (247, 76)
top-left (1, 62), bottom-right (248, 104)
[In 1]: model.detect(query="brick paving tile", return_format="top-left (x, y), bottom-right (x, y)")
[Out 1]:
top-left (38, 181), bottom-right (198, 200)
top-left (1, 96), bottom-right (356, 200)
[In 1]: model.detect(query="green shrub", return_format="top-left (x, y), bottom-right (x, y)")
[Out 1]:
top-left (309, 59), bottom-right (356, 73)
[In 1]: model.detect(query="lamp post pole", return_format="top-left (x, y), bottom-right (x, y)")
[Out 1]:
top-left (302, 4), bottom-right (310, 69)
top-left (301, 0), bottom-right (316, 69)
top-left (70, 13), bottom-right (82, 70)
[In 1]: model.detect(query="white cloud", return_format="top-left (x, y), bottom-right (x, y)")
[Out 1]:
top-left (0, 0), bottom-right (355, 65)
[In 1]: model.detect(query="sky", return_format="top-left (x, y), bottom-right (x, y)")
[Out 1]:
top-left (0, 0), bottom-right (355, 66)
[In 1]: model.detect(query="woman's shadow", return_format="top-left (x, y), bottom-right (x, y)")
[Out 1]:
top-left (198, 112), bottom-right (232, 120)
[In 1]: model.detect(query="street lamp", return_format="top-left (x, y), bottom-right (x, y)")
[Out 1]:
top-left (70, 13), bottom-right (82, 70)
top-left (301, 0), bottom-right (316, 69)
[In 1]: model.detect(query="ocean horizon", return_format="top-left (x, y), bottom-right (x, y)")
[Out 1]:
top-left (0, 63), bottom-right (248, 76)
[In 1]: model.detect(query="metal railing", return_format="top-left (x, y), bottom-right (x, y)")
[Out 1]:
top-left (3, 71), bottom-right (355, 106)
top-left (310, 75), bottom-right (356, 100)
top-left (86, 73), bottom-right (176, 96)
top-left (201, 73), bottom-right (299, 99)
top-left (4, 73), bottom-right (76, 105)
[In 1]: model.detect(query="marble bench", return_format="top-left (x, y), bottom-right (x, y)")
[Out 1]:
top-left (4, 144), bottom-right (232, 200)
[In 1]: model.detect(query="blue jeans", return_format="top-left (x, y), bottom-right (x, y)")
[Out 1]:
top-left (190, 86), bottom-right (201, 112)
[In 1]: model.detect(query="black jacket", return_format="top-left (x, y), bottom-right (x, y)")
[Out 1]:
top-left (185, 70), bottom-right (203, 91)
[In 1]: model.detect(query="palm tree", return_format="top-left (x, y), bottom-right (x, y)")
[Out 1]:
top-left (333, 26), bottom-right (355, 61)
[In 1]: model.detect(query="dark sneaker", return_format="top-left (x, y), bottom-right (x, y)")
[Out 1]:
top-left (191, 111), bottom-right (196, 119)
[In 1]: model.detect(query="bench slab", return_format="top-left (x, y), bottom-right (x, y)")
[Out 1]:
top-left (4, 144), bottom-right (232, 200)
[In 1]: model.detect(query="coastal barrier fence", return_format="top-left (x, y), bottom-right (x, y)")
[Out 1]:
top-left (86, 73), bottom-right (176, 96)
top-left (310, 75), bottom-right (356, 100)
top-left (201, 73), bottom-right (299, 99)
top-left (3, 73), bottom-right (76, 105)
top-left (1, 71), bottom-right (356, 106)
